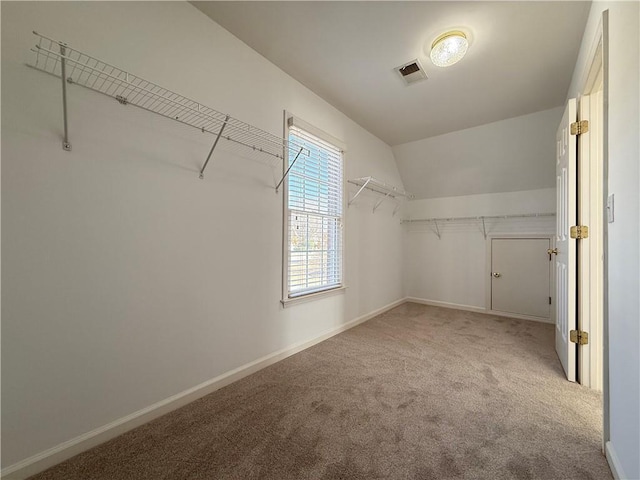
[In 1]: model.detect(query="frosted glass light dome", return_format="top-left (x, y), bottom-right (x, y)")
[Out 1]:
top-left (430, 31), bottom-right (469, 67)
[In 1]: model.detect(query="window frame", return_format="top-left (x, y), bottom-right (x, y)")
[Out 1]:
top-left (281, 114), bottom-right (346, 307)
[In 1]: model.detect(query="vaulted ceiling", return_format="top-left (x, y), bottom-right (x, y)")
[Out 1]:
top-left (193, 1), bottom-right (591, 146)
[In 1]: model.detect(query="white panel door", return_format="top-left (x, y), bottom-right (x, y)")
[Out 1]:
top-left (491, 238), bottom-right (551, 318)
top-left (555, 99), bottom-right (577, 382)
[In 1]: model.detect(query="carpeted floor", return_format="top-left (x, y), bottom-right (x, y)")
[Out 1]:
top-left (28, 303), bottom-right (611, 480)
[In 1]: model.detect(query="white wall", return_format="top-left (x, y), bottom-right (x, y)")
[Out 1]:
top-left (403, 189), bottom-right (555, 311)
top-left (567, 3), bottom-right (640, 479)
top-left (392, 107), bottom-right (563, 200)
top-left (397, 102), bottom-right (559, 314)
top-left (1, 2), bottom-right (405, 473)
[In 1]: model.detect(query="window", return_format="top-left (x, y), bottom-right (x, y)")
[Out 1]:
top-left (284, 118), bottom-right (344, 300)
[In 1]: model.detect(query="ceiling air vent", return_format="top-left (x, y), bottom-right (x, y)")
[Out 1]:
top-left (396, 59), bottom-right (428, 86)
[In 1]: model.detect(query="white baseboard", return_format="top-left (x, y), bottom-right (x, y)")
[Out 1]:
top-left (605, 441), bottom-right (628, 480)
top-left (405, 297), bottom-right (486, 314)
top-left (406, 297), bottom-right (554, 325)
top-left (486, 309), bottom-right (554, 324)
top-left (1, 298), bottom-right (405, 480)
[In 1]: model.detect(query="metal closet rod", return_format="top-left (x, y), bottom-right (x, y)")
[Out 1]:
top-left (28, 31), bottom-right (308, 186)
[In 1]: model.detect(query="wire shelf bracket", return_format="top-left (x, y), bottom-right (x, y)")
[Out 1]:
top-left (199, 115), bottom-right (229, 179)
top-left (59, 43), bottom-right (71, 151)
top-left (347, 176), bottom-right (412, 214)
top-left (275, 147), bottom-right (305, 193)
top-left (28, 31), bottom-right (307, 184)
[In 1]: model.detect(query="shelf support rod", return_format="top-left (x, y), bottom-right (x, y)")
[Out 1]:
top-left (481, 216), bottom-right (487, 239)
top-left (199, 115), bottom-right (229, 179)
top-left (348, 177), bottom-right (372, 206)
top-left (275, 147), bottom-right (304, 193)
top-left (373, 190), bottom-right (393, 213)
top-left (60, 43), bottom-right (71, 151)
top-left (433, 219), bottom-right (441, 239)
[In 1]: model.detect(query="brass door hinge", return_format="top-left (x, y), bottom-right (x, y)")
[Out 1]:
top-left (570, 330), bottom-right (589, 345)
top-left (570, 225), bottom-right (589, 239)
top-left (570, 120), bottom-right (589, 135)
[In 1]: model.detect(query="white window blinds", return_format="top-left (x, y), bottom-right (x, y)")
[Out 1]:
top-left (286, 123), bottom-right (343, 298)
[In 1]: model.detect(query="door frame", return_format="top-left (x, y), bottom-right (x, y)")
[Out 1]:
top-left (485, 234), bottom-right (555, 324)
top-left (577, 46), bottom-right (604, 391)
top-left (576, 11), bottom-right (609, 448)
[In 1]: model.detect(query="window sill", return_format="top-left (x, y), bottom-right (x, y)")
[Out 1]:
top-left (280, 286), bottom-right (347, 308)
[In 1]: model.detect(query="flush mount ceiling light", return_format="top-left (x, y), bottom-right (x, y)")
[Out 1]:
top-left (430, 31), bottom-right (469, 67)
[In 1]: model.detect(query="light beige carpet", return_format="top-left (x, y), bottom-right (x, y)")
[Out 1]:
top-left (29, 303), bottom-right (611, 479)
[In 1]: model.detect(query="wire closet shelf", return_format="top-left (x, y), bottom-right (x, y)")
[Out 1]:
top-left (347, 176), bottom-right (413, 214)
top-left (402, 213), bottom-right (556, 239)
top-left (28, 31), bottom-right (307, 182)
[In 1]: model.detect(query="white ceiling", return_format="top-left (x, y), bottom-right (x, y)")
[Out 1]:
top-left (192, 1), bottom-right (590, 146)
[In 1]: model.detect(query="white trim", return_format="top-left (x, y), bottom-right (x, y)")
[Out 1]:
top-left (281, 285), bottom-right (346, 307)
top-left (605, 441), bottom-right (627, 480)
top-left (577, 16), bottom-right (604, 395)
top-left (600, 8), bottom-right (610, 446)
top-left (486, 309), bottom-right (554, 325)
top-left (406, 297), bottom-right (554, 324)
top-left (577, 87), bottom-right (605, 391)
top-left (405, 297), bottom-right (486, 314)
top-left (1, 297), bottom-right (405, 480)
top-left (576, 10), bottom-right (609, 449)
top-left (580, 18), bottom-right (604, 96)
top-left (287, 115), bottom-right (346, 152)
